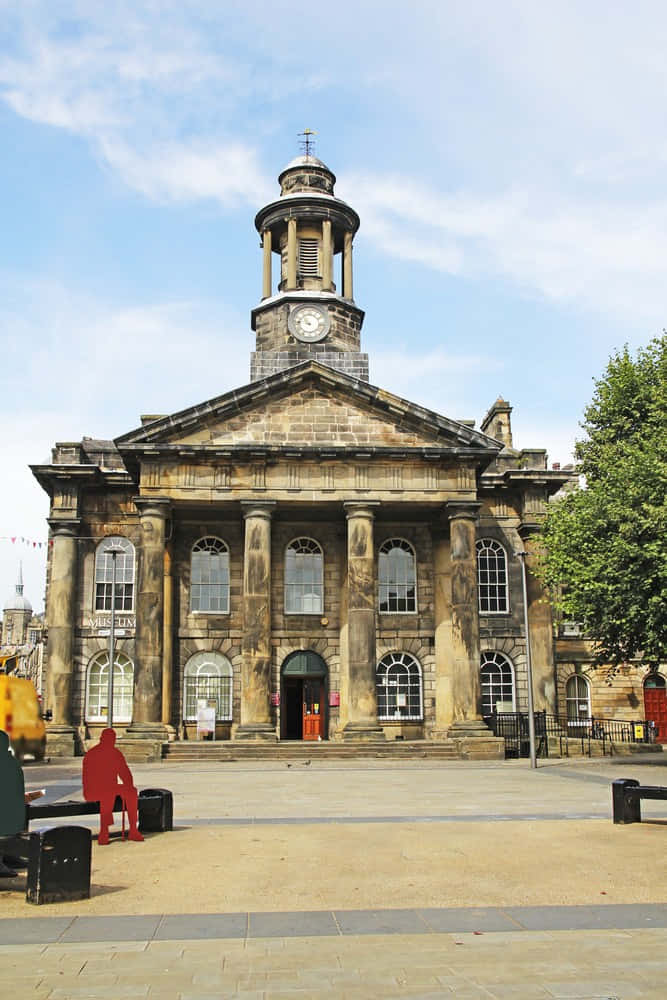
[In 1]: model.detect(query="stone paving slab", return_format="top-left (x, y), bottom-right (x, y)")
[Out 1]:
top-left (2, 928), bottom-right (667, 999)
top-left (3, 903), bottom-right (667, 944)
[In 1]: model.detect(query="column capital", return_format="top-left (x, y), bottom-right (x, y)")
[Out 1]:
top-left (445, 501), bottom-right (481, 524)
top-left (343, 501), bottom-right (380, 521)
top-left (518, 522), bottom-right (542, 541)
top-left (47, 518), bottom-right (81, 538)
top-left (241, 500), bottom-right (276, 522)
top-left (133, 496), bottom-right (171, 519)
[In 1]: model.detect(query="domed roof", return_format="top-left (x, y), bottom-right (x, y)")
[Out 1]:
top-left (280, 154), bottom-right (332, 174)
top-left (4, 566), bottom-right (32, 614)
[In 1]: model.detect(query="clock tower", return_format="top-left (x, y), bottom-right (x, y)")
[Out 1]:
top-left (250, 151), bottom-right (368, 381)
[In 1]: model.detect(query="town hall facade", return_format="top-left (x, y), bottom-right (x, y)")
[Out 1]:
top-left (32, 152), bottom-right (571, 758)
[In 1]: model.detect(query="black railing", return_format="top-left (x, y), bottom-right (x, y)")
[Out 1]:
top-left (489, 712), bottom-right (656, 759)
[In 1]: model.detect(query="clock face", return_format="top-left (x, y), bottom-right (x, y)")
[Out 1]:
top-left (288, 304), bottom-right (330, 343)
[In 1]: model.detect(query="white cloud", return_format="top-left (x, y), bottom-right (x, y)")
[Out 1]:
top-left (345, 172), bottom-right (667, 324)
top-left (98, 138), bottom-right (272, 207)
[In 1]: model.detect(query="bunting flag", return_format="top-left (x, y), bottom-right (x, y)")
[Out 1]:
top-left (0, 535), bottom-right (52, 549)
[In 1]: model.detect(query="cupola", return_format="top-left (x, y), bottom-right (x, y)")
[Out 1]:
top-left (250, 140), bottom-right (368, 383)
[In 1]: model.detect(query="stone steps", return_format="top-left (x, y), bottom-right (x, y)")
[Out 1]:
top-left (161, 740), bottom-right (462, 762)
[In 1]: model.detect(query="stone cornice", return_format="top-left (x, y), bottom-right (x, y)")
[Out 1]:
top-left (479, 468), bottom-right (575, 497)
top-left (31, 463), bottom-right (132, 498)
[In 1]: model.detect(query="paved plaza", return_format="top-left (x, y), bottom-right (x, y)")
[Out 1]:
top-left (1, 753), bottom-right (666, 998)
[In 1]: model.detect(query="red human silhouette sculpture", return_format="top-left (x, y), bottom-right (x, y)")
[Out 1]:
top-left (82, 728), bottom-right (144, 845)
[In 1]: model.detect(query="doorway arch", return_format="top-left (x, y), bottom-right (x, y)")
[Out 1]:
top-left (644, 673), bottom-right (667, 743)
top-left (281, 651), bottom-right (328, 741)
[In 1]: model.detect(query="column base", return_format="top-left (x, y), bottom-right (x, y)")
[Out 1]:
top-left (46, 725), bottom-right (78, 757)
top-left (234, 723), bottom-right (277, 742)
top-left (342, 721), bottom-right (386, 742)
top-left (447, 718), bottom-right (505, 760)
top-left (447, 719), bottom-right (490, 738)
top-left (125, 721), bottom-right (170, 741)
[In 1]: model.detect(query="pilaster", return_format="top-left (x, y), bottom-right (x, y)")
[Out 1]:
top-left (519, 524), bottom-right (557, 712)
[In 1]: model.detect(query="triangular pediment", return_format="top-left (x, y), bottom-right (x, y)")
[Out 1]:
top-left (115, 361), bottom-right (501, 458)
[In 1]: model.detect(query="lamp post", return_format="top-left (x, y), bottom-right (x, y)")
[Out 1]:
top-left (516, 548), bottom-right (537, 769)
top-left (104, 543), bottom-right (124, 730)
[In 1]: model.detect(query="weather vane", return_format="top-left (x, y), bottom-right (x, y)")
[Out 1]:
top-left (298, 128), bottom-right (317, 158)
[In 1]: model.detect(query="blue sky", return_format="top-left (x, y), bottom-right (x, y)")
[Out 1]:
top-left (1, 1), bottom-right (665, 613)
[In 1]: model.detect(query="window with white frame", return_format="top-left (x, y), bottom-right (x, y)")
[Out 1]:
top-left (476, 538), bottom-right (509, 613)
top-left (378, 539), bottom-right (417, 613)
top-left (94, 537), bottom-right (135, 612)
top-left (376, 652), bottom-right (423, 721)
top-left (480, 651), bottom-right (515, 719)
top-left (566, 674), bottom-right (591, 728)
top-left (298, 238), bottom-right (319, 276)
top-left (86, 651), bottom-right (134, 723)
top-left (190, 537), bottom-right (230, 613)
top-left (284, 538), bottom-right (323, 614)
top-left (183, 651), bottom-right (233, 721)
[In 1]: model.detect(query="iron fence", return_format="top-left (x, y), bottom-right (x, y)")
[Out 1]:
top-left (489, 711), bottom-right (656, 759)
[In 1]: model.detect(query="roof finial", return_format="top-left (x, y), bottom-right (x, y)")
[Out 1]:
top-left (298, 128), bottom-right (317, 159)
top-left (16, 561), bottom-right (24, 596)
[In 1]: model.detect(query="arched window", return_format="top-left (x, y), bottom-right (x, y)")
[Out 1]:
top-left (376, 652), bottom-right (423, 721)
top-left (183, 651), bottom-right (233, 721)
top-left (378, 539), bottom-right (417, 613)
top-left (566, 675), bottom-right (591, 730)
top-left (284, 538), bottom-right (323, 614)
top-left (85, 651), bottom-right (134, 723)
top-left (191, 537), bottom-right (230, 613)
top-left (480, 651), bottom-right (515, 719)
top-left (476, 539), bottom-right (509, 613)
top-left (94, 537), bottom-right (135, 612)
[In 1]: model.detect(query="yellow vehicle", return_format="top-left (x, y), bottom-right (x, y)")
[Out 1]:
top-left (0, 674), bottom-right (47, 761)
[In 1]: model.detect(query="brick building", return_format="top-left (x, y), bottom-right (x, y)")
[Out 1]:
top-left (33, 153), bottom-right (582, 758)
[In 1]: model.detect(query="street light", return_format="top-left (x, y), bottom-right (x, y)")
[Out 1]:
top-left (104, 543), bottom-right (125, 730)
top-left (516, 548), bottom-right (537, 769)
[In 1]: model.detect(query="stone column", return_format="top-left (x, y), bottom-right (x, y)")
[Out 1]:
top-left (446, 502), bottom-right (490, 740)
top-left (236, 502), bottom-right (276, 740)
top-left (127, 497), bottom-right (170, 740)
top-left (161, 544), bottom-right (173, 727)
top-left (322, 219), bottom-right (333, 291)
top-left (286, 218), bottom-right (297, 290)
top-left (342, 503), bottom-right (384, 740)
top-left (343, 231), bottom-right (353, 300)
top-left (519, 526), bottom-right (557, 713)
top-left (44, 519), bottom-right (80, 756)
top-left (262, 229), bottom-right (272, 300)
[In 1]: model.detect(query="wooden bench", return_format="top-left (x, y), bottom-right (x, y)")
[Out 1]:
top-left (612, 778), bottom-right (667, 824)
top-left (28, 787), bottom-right (173, 833)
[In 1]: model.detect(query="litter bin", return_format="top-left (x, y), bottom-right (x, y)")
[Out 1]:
top-left (26, 826), bottom-right (92, 904)
top-left (138, 788), bottom-right (173, 832)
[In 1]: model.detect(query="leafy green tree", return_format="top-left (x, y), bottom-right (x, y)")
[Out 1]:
top-left (541, 334), bottom-right (667, 670)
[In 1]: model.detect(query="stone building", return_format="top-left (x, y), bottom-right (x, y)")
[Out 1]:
top-left (1, 564), bottom-right (45, 693)
top-left (31, 153), bottom-right (573, 758)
